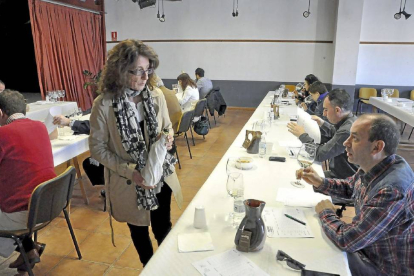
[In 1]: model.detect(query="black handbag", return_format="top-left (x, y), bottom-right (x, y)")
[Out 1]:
top-left (193, 116), bottom-right (209, 135)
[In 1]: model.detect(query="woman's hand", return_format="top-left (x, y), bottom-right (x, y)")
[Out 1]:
top-left (133, 170), bottom-right (153, 190)
top-left (300, 102), bottom-right (308, 111)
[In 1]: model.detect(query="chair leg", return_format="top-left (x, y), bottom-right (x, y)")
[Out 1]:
top-left (401, 123), bottom-right (407, 135)
top-left (205, 107), bottom-right (211, 128)
top-left (184, 132), bottom-right (192, 159)
top-left (189, 125), bottom-right (195, 146)
top-left (174, 141), bottom-right (181, 169)
top-left (63, 209), bottom-right (82, 260)
top-left (356, 101), bottom-right (361, 116)
top-left (409, 127), bottom-right (414, 140)
top-left (34, 232), bottom-right (37, 243)
top-left (213, 113), bottom-right (217, 125)
top-left (15, 238), bottom-right (34, 276)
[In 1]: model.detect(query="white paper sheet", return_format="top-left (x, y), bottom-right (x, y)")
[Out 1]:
top-left (297, 108), bottom-right (321, 144)
top-left (178, 232), bottom-right (214, 253)
top-left (278, 140), bottom-right (302, 148)
top-left (276, 188), bottom-right (331, 208)
top-left (44, 106), bottom-right (62, 134)
top-left (192, 249), bottom-right (269, 276)
top-left (262, 207), bottom-right (314, 238)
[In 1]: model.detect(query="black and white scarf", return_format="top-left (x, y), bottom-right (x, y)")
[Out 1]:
top-left (113, 86), bottom-right (176, 211)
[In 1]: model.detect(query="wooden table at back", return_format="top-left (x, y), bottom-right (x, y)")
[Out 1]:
top-left (141, 92), bottom-right (350, 276)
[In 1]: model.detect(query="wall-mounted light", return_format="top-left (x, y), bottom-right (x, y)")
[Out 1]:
top-left (395, 0), bottom-right (411, 20)
top-left (232, 0), bottom-right (239, 17)
top-left (303, 0), bottom-right (311, 18)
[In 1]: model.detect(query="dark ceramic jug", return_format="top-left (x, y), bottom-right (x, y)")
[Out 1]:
top-left (234, 199), bottom-right (266, 252)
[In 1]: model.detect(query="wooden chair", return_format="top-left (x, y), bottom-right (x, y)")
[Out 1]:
top-left (285, 85), bottom-right (296, 92)
top-left (356, 88), bottom-right (377, 115)
top-left (0, 167), bottom-right (82, 276)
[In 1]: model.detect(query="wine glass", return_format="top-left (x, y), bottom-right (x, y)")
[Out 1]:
top-left (260, 120), bottom-right (271, 137)
top-left (226, 172), bottom-right (244, 219)
top-left (296, 83), bottom-right (304, 94)
top-left (76, 108), bottom-right (83, 119)
top-left (291, 143), bottom-right (317, 188)
top-left (226, 157), bottom-right (238, 176)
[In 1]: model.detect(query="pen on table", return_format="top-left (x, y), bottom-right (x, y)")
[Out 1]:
top-left (284, 214), bottom-right (306, 225)
top-left (290, 150), bottom-right (294, 156)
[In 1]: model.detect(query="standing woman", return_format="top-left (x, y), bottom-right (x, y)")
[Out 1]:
top-left (89, 39), bottom-right (183, 266)
top-left (177, 73), bottom-right (199, 112)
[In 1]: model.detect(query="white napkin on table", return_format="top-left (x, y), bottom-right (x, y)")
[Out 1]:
top-left (178, 232), bottom-right (214, 253)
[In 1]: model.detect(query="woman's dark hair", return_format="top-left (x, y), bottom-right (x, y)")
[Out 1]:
top-left (177, 73), bottom-right (196, 91)
top-left (99, 39), bottom-right (159, 97)
top-left (305, 74), bottom-right (319, 86)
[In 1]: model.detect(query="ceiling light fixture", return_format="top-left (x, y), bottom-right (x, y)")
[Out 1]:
top-left (303, 0), bottom-right (311, 18)
top-left (395, 0), bottom-right (411, 20)
top-left (232, 0), bottom-right (239, 17)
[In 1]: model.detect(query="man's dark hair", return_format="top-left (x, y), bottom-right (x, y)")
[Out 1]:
top-left (309, 81), bottom-right (327, 95)
top-left (195, 68), bottom-right (204, 77)
top-left (0, 89), bottom-right (26, 116)
top-left (361, 114), bottom-right (400, 155)
top-left (305, 74), bottom-right (319, 85)
top-left (327, 88), bottom-right (352, 112)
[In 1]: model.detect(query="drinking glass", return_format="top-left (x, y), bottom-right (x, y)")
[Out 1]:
top-left (291, 143), bottom-right (317, 188)
top-left (172, 84), bottom-right (178, 94)
top-left (226, 172), bottom-right (244, 219)
top-left (280, 84), bottom-right (285, 91)
top-left (381, 89), bottom-right (387, 100)
top-left (61, 90), bottom-right (66, 101)
top-left (295, 83), bottom-right (304, 94)
top-left (261, 120), bottom-right (271, 136)
top-left (226, 157), bottom-right (238, 176)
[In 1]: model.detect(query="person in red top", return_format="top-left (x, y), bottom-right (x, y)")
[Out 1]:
top-left (0, 90), bottom-right (56, 273)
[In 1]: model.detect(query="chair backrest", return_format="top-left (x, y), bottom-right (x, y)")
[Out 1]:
top-left (285, 85), bottom-right (296, 92)
top-left (359, 88), bottom-right (377, 99)
top-left (177, 110), bottom-right (195, 133)
top-left (27, 167), bottom-right (76, 230)
top-left (411, 90), bottom-right (414, 100)
top-left (193, 99), bottom-right (207, 117)
top-left (390, 89), bottom-right (399, 98)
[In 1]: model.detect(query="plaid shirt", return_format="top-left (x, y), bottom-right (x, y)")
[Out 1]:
top-left (315, 154), bottom-right (414, 275)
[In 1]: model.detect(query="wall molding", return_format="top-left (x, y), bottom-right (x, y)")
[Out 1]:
top-left (106, 39), bottom-right (333, 44)
top-left (360, 41), bottom-right (414, 45)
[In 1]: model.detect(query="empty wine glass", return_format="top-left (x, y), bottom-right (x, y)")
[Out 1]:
top-left (292, 143), bottom-right (317, 188)
top-left (226, 172), bottom-right (244, 219)
top-left (260, 120), bottom-right (271, 137)
top-left (61, 90), bottom-right (66, 101)
top-left (296, 83), bottom-right (304, 95)
top-left (76, 108), bottom-right (83, 119)
top-left (226, 157), bottom-right (238, 176)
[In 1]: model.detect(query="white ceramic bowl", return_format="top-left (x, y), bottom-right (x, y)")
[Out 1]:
top-left (235, 157), bottom-right (254, 170)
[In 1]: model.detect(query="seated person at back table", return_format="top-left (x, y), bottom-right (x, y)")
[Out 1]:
top-left (0, 90), bottom-right (55, 273)
top-left (195, 68), bottom-right (213, 99)
top-left (288, 88), bottom-right (358, 179)
top-left (300, 81), bottom-right (329, 120)
top-left (296, 114), bottom-right (414, 276)
top-left (177, 73), bottom-right (199, 112)
top-left (294, 74), bottom-right (319, 111)
top-left (53, 115), bottom-right (90, 135)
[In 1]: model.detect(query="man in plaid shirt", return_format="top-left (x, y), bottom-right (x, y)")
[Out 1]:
top-left (297, 114), bottom-right (414, 276)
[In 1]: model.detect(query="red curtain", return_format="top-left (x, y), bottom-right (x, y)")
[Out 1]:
top-left (28, 0), bottom-right (105, 110)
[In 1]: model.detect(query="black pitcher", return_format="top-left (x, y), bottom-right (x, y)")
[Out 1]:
top-left (234, 199), bottom-right (266, 252)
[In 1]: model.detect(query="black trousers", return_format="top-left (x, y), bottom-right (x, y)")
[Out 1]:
top-left (127, 184), bottom-right (172, 266)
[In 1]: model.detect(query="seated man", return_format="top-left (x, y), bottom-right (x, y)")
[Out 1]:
top-left (288, 88), bottom-right (358, 179)
top-left (297, 114), bottom-right (414, 276)
top-left (0, 90), bottom-right (55, 272)
top-left (195, 68), bottom-right (213, 99)
top-left (300, 81), bottom-right (328, 120)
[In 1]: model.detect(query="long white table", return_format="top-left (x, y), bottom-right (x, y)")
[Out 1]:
top-left (27, 101), bottom-right (78, 121)
top-left (369, 97), bottom-right (414, 126)
top-left (142, 92), bottom-right (350, 275)
top-left (51, 115), bottom-right (91, 204)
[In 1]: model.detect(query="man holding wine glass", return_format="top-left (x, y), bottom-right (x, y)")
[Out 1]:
top-left (296, 114), bottom-right (414, 276)
top-left (287, 88), bottom-right (358, 179)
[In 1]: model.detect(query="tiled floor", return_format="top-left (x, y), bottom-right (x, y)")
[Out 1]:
top-left (1, 109), bottom-right (413, 275)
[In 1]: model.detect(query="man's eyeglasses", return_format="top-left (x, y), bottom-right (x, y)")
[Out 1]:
top-left (128, 68), bottom-right (154, 76)
top-left (276, 250), bottom-right (306, 271)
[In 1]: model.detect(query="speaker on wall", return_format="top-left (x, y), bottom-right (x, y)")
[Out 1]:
top-left (138, 0), bottom-right (156, 9)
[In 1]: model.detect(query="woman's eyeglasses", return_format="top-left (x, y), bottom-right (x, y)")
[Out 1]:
top-left (128, 68), bottom-right (154, 76)
top-left (276, 250), bottom-right (306, 271)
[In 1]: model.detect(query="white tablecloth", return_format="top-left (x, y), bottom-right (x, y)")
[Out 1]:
top-left (51, 115), bottom-right (90, 167)
top-left (27, 101), bottom-right (78, 122)
top-left (141, 92), bottom-right (350, 276)
top-left (369, 97), bottom-right (414, 126)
